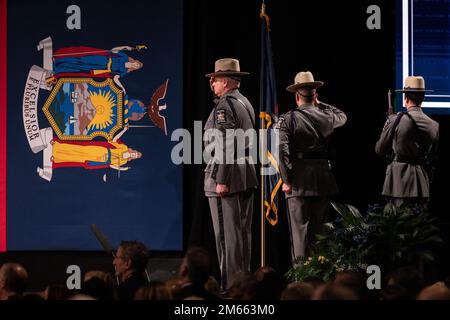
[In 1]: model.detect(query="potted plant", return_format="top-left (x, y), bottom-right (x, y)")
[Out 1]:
top-left (287, 203), bottom-right (443, 282)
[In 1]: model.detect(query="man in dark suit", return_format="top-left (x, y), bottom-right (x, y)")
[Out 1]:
top-left (278, 71), bottom-right (347, 263)
top-left (204, 58), bottom-right (258, 289)
top-left (112, 240), bottom-right (149, 300)
top-left (376, 76), bottom-right (439, 207)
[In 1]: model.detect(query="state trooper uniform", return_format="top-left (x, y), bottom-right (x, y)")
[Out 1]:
top-left (375, 76), bottom-right (439, 207)
top-left (278, 71), bottom-right (347, 263)
top-left (204, 58), bottom-right (258, 289)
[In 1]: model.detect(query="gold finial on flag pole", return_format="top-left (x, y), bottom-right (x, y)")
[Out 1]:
top-left (260, 1), bottom-right (270, 30)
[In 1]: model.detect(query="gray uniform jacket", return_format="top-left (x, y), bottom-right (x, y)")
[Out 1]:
top-left (375, 107), bottom-right (439, 198)
top-left (278, 103), bottom-right (347, 198)
top-left (204, 89), bottom-right (258, 196)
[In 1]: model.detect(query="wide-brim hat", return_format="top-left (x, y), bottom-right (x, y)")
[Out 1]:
top-left (396, 76), bottom-right (433, 93)
top-left (286, 71), bottom-right (324, 92)
top-left (205, 58), bottom-right (250, 77)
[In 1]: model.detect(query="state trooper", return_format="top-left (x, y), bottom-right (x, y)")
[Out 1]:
top-left (203, 58), bottom-right (258, 289)
top-left (278, 71), bottom-right (347, 264)
top-left (375, 76), bottom-right (439, 208)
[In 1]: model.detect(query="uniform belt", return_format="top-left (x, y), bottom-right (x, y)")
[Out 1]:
top-left (393, 155), bottom-right (424, 166)
top-left (293, 151), bottom-right (328, 160)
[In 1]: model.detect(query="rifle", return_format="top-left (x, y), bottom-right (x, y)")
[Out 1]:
top-left (387, 90), bottom-right (394, 116)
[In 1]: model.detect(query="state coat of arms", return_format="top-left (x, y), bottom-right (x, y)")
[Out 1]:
top-left (23, 37), bottom-right (169, 182)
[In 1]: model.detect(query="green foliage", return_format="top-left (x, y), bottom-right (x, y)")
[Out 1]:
top-left (286, 203), bottom-right (443, 282)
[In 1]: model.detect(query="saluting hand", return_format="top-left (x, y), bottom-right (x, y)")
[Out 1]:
top-left (282, 183), bottom-right (292, 194)
top-left (216, 184), bottom-right (230, 197)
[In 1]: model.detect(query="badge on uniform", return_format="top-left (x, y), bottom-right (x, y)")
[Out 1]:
top-left (216, 109), bottom-right (227, 123)
top-left (275, 116), bottom-right (285, 129)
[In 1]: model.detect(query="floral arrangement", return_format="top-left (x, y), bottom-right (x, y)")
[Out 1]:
top-left (286, 203), bottom-right (443, 282)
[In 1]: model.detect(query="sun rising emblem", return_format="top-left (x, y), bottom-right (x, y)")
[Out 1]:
top-left (87, 89), bottom-right (117, 130)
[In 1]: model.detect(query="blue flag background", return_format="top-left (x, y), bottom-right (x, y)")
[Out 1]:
top-left (5, 0), bottom-right (183, 251)
top-left (259, 8), bottom-right (282, 226)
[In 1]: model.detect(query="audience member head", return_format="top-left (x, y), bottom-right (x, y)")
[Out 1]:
top-left (166, 276), bottom-right (187, 297)
top-left (312, 283), bottom-right (359, 300)
top-left (227, 271), bottom-right (258, 300)
top-left (385, 266), bottom-right (423, 299)
top-left (204, 276), bottom-right (220, 297)
top-left (254, 266), bottom-right (275, 281)
top-left (380, 284), bottom-right (410, 300)
top-left (81, 276), bottom-right (116, 300)
top-left (302, 276), bottom-right (325, 290)
top-left (281, 282), bottom-right (314, 300)
top-left (113, 241), bottom-right (150, 282)
top-left (253, 266), bottom-right (286, 300)
top-left (84, 270), bottom-right (114, 283)
top-left (134, 281), bottom-right (173, 300)
top-left (184, 295), bottom-right (206, 300)
top-left (0, 263), bottom-right (29, 300)
top-left (45, 282), bottom-right (72, 300)
top-left (68, 294), bottom-right (96, 300)
top-left (417, 282), bottom-right (450, 300)
top-left (334, 269), bottom-right (369, 299)
top-left (179, 247), bottom-right (211, 286)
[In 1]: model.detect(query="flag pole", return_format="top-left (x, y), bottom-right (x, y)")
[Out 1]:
top-left (260, 115), bottom-right (266, 268)
top-left (260, 0), bottom-right (268, 268)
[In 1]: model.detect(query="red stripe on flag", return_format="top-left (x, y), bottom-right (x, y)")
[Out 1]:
top-left (0, 0), bottom-right (7, 252)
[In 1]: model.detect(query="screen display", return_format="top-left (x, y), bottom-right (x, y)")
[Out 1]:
top-left (396, 0), bottom-right (450, 114)
top-left (3, 0), bottom-right (183, 251)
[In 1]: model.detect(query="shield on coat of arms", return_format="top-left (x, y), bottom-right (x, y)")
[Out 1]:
top-left (42, 77), bottom-right (124, 141)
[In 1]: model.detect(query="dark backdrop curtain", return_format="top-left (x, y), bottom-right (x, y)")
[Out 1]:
top-left (183, 0), bottom-right (449, 277)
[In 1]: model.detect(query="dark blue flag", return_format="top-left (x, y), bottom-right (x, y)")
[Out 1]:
top-left (2, 0), bottom-right (183, 251)
top-left (260, 4), bottom-right (281, 226)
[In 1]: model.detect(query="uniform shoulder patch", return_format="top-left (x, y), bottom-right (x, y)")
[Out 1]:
top-left (216, 109), bottom-right (227, 123)
top-left (275, 116), bottom-right (285, 129)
